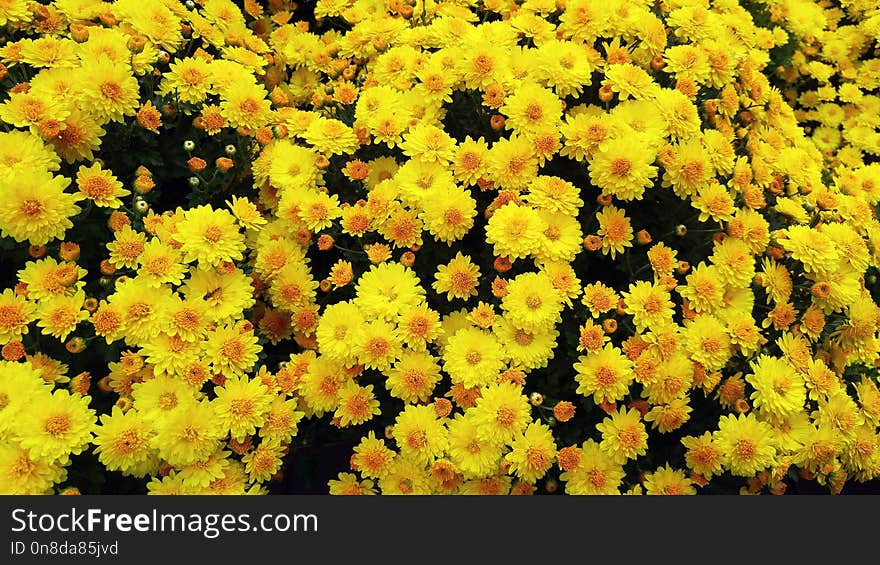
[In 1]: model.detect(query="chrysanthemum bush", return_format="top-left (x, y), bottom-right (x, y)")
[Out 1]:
top-left (2, 0), bottom-right (880, 495)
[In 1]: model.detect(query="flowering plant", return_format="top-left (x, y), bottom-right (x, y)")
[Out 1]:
top-left (2, 0), bottom-right (880, 496)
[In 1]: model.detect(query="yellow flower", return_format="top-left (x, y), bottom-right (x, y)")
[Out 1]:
top-left (485, 203), bottom-right (547, 260)
top-left (160, 56), bottom-right (213, 104)
top-left (334, 383), bottom-right (381, 428)
top-left (75, 162), bottom-right (129, 208)
top-left (0, 169), bottom-right (80, 246)
top-left (778, 225), bottom-right (840, 275)
top-left (220, 81), bottom-right (272, 130)
top-left (487, 135), bottom-right (540, 190)
top-left (355, 319), bottom-right (402, 371)
top-left (36, 291), bottom-right (88, 342)
top-left (500, 82), bottom-right (563, 137)
top-left (505, 421), bottom-right (556, 483)
top-left (328, 472), bottom-right (377, 495)
top-left (714, 413), bottom-right (778, 477)
top-left (493, 317), bottom-right (559, 370)
top-left (442, 327), bottom-right (506, 388)
top-left (574, 344), bottom-right (635, 404)
top-left (596, 204), bottom-right (633, 259)
top-left (681, 432), bottom-right (724, 480)
top-left (182, 266), bottom-right (255, 323)
top-left (446, 416), bottom-right (504, 485)
top-left (78, 56), bottom-right (140, 123)
top-left (392, 404), bottom-right (448, 465)
top-left (16, 388), bottom-right (95, 461)
top-left (622, 281), bottom-right (674, 331)
top-left (560, 439), bottom-right (625, 495)
top-left (387, 350), bottom-right (442, 404)
top-left (581, 282), bottom-right (619, 318)
top-left (351, 432), bottom-right (396, 480)
top-left (243, 439), bottom-right (285, 483)
top-left (226, 195), bottom-right (266, 230)
top-left (204, 323), bottom-right (261, 377)
top-left (0, 443), bottom-right (64, 494)
top-left (136, 239), bottom-right (186, 287)
top-left (643, 465), bottom-right (697, 495)
top-left (420, 186), bottom-right (477, 243)
top-left (469, 382), bottom-right (532, 446)
top-left (0, 288), bottom-right (37, 344)
top-left (152, 400), bottom-right (225, 467)
top-left (683, 314), bottom-right (732, 371)
top-left (0, 90), bottom-right (70, 132)
top-left (433, 252), bottom-right (481, 301)
top-left (316, 301), bottom-right (364, 364)
top-left (173, 205), bottom-right (245, 266)
top-left (212, 375), bottom-right (272, 441)
top-left (525, 176), bottom-right (583, 216)
top-left (93, 407), bottom-right (156, 475)
top-left (303, 117), bottom-right (360, 156)
top-left (596, 407), bottom-right (649, 464)
top-left (354, 262), bottom-right (426, 321)
top-left (589, 135), bottom-right (658, 201)
top-left (501, 271), bottom-right (564, 332)
top-left (746, 355), bottom-right (806, 417)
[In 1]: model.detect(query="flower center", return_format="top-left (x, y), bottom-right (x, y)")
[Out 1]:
top-left (100, 81), bottom-right (123, 100)
top-left (44, 414), bottom-right (71, 436)
top-left (20, 199), bottom-right (44, 217)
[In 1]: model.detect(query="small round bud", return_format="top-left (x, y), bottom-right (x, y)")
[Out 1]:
top-left (183, 140), bottom-right (195, 151)
top-left (674, 224), bottom-right (688, 237)
top-left (134, 199), bottom-right (149, 213)
top-left (225, 144), bottom-right (237, 156)
top-left (529, 392), bottom-right (544, 406)
top-left (65, 337), bottom-right (86, 354)
top-left (188, 176), bottom-right (200, 188)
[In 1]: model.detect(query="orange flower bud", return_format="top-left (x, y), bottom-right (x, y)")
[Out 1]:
top-left (28, 245), bottom-right (47, 259)
top-left (70, 372), bottom-right (91, 395)
top-left (228, 436), bottom-right (252, 455)
top-left (433, 398), bottom-right (453, 419)
top-left (493, 256), bottom-right (512, 272)
top-left (99, 259), bottom-right (117, 276)
top-left (491, 276), bottom-right (509, 298)
top-left (215, 157), bottom-right (234, 172)
top-left (65, 336), bottom-right (86, 354)
top-left (187, 157), bottom-right (207, 172)
top-left (401, 251), bottom-right (415, 266)
top-left (255, 127), bottom-right (273, 145)
top-left (599, 400), bottom-right (618, 415)
top-left (59, 242), bottom-right (80, 261)
top-left (343, 160), bottom-right (369, 181)
top-left (583, 235), bottom-right (602, 251)
top-left (317, 234), bottom-right (334, 250)
top-left (557, 446), bottom-right (581, 470)
top-left (1, 340), bottom-right (25, 361)
top-left (553, 401), bottom-right (575, 423)
top-left (134, 174), bottom-right (155, 194)
top-left (598, 84), bottom-right (614, 102)
top-left (489, 114), bottom-right (506, 130)
top-left (602, 318), bottom-right (618, 334)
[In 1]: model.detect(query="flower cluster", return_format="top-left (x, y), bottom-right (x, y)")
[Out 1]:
top-left (2, 0), bottom-right (880, 496)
